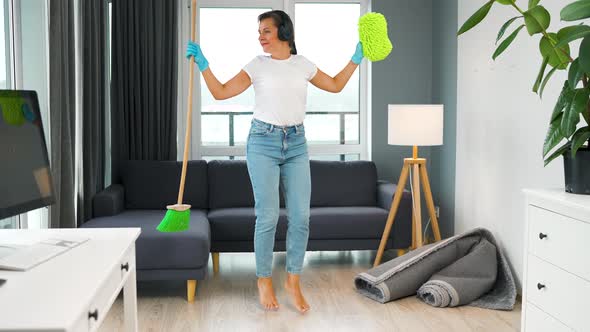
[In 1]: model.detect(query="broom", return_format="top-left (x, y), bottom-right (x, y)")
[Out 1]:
top-left (157, 0), bottom-right (198, 232)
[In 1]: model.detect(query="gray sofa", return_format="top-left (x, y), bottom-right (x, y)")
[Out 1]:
top-left (82, 159), bottom-right (413, 301)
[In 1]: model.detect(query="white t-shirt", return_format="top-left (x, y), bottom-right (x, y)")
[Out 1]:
top-left (243, 54), bottom-right (317, 126)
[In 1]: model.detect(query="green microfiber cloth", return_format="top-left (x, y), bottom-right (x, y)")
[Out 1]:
top-left (0, 95), bottom-right (26, 126)
top-left (358, 12), bottom-right (393, 62)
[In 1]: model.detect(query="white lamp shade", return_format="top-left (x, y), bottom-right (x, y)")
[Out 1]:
top-left (388, 104), bottom-right (444, 146)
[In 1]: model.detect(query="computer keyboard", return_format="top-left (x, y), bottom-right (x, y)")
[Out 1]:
top-left (0, 243), bottom-right (68, 271)
top-left (0, 245), bottom-right (16, 259)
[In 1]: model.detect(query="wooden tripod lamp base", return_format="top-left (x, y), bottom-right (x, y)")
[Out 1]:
top-left (376, 104), bottom-right (444, 267)
top-left (373, 147), bottom-right (442, 267)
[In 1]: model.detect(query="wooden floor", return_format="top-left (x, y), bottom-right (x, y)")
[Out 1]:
top-left (99, 250), bottom-right (521, 332)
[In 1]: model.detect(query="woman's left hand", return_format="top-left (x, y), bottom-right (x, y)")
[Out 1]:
top-left (351, 42), bottom-right (364, 65)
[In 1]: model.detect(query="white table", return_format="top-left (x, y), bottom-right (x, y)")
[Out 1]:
top-left (0, 228), bottom-right (141, 332)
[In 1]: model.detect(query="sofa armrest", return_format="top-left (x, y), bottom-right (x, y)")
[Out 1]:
top-left (377, 180), bottom-right (411, 210)
top-left (92, 184), bottom-right (125, 217)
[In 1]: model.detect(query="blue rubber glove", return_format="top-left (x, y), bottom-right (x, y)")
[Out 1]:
top-left (186, 41), bottom-right (209, 72)
top-left (351, 41), bottom-right (364, 65)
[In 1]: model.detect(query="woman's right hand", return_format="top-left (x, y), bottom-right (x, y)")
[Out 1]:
top-left (186, 41), bottom-right (209, 72)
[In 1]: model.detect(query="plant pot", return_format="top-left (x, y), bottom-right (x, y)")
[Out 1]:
top-left (563, 148), bottom-right (590, 194)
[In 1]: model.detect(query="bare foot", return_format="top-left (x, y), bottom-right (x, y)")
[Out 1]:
top-left (257, 277), bottom-right (279, 310)
top-left (284, 273), bottom-right (310, 313)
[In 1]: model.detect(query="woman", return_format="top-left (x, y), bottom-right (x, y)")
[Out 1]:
top-left (186, 10), bottom-right (363, 313)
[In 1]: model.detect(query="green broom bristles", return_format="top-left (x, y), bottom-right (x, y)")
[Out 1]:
top-left (157, 208), bottom-right (191, 232)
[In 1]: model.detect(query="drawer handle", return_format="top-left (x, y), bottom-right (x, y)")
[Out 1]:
top-left (538, 233), bottom-right (548, 240)
top-left (537, 283), bottom-right (546, 290)
top-left (88, 309), bottom-right (99, 321)
top-left (121, 262), bottom-right (129, 271)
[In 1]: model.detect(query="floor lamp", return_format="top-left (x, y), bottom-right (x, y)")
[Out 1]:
top-left (373, 104), bottom-right (444, 267)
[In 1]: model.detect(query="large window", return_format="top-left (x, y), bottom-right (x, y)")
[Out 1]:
top-left (294, 2), bottom-right (363, 161)
top-left (295, 3), bottom-right (360, 145)
top-left (0, 0), bottom-right (14, 230)
top-left (17, 0), bottom-right (49, 229)
top-left (200, 7), bottom-right (267, 149)
top-left (191, 0), bottom-right (369, 161)
top-left (1, 0), bottom-right (9, 89)
top-left (0, 0), bottom-right (50, 229)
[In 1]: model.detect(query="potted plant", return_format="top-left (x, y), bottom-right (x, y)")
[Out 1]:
top-left (457, 0), bottom-right (590, 194)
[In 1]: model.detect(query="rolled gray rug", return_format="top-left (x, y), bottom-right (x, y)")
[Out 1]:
top-left (418, 280), bottom-right (457, 307)
top-left (354, 228), bottom-right (516, 310)
top-left (416, 237), bottom-right (497, 307)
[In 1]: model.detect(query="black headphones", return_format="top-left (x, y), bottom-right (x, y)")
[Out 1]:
top-left (276, 11), bottom-right (293, 41)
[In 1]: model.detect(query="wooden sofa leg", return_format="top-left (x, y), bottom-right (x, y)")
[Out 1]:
top-left (187, 280), bottom-right (197, 302)
top-left (397, 249), bottom-right (408, 257)
top-left (212, 252), bottom-right (219, 274)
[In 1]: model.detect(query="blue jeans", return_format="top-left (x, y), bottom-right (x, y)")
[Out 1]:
top-left (246, 118), bottom-right (311, 278)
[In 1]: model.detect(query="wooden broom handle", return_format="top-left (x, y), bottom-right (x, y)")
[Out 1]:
top-left (177, 0), bottom-right (197, 204)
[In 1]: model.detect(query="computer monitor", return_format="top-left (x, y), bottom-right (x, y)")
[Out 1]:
top-left (0, 90), bottom-right (55, 219)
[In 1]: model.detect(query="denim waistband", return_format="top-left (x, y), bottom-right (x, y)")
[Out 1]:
top-left (252, 118), bottom-right (303, 130)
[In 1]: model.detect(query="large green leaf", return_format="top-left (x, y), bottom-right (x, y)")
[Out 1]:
top-left (458, 0), bottom-right (495, 35)
top-left (540, 66), bottom-right (558, 98)
top-left (544, 113), bottom-right (565, 157)
top-left (561, 0), bottom-right (590, 21)
top-left (544, 141), bottom-right (572, 166)
top-left (584, 101), bottom-right (590, 124)
top-left (561, 88), bottom-right (590, 137)
top-left (496, 0), bottom-right (513, 4)
top-left (550, 81), bottom-right (573, 122)
top-left (555, 25), bottom-right (590, 47)
top-left (568, 59), bottom-right (584, 89)
top-left (533, 56), bottom-right (550, 93)
top-left (496, 16), bottom-right (523, 43)
top-left (524, 5), bottom-right (551, 35)
top-left (493, 25), bottom-right (525, 59)
top-left (580, 36), bottom-right (590, 74)
top-left (529, 0), bottom-right (541, 8)
top-left (571, 127), bottom-right (590, 157)
top-left (540, 33), bottom-right (571, 69)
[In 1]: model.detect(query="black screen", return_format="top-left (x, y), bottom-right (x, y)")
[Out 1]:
top-left (0, 90), bottom-right (55, 219)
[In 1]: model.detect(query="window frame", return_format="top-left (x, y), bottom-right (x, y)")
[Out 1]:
top-left (177, 0), bottom-right (371, 161)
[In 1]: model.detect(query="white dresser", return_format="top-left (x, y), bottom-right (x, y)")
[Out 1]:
top-left (522, 189), bottom-right (590, 332)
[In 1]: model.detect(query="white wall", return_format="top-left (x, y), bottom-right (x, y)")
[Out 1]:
top-left (456, 0), bottom-right (568, 287)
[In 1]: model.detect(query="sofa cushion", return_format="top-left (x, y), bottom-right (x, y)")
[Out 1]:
top-left (82, 210), bottom-right (210, 270)
top-left (208, 207), bottom-right (289, 241)
top-left (310, 160), bottom-right (377, 207)
top-left (208, 206), bottom-right (403, 242)
top-left (308, 207), bottom-right (405, 240)
top-left (208, 160), bottom-right (285, 209)
top-left (121, 160), bottom-right (208, 210)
